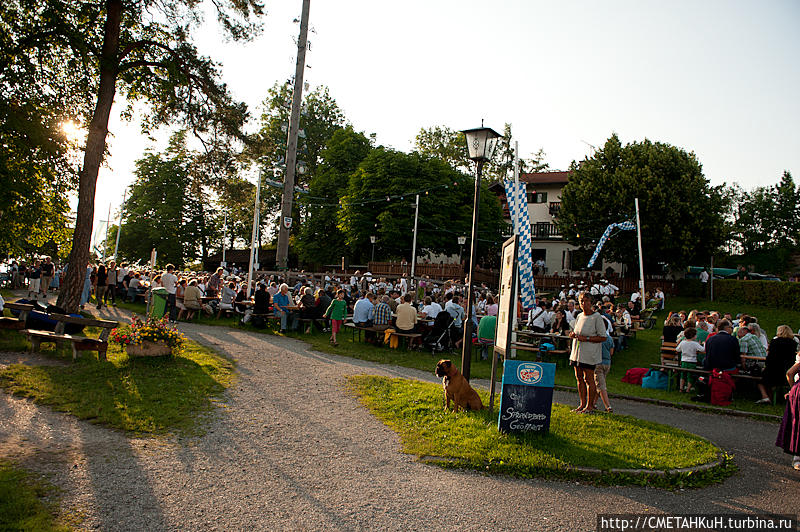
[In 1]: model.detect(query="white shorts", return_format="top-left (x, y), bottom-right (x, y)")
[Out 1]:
top-left (29, 278), bottom-right (41, 293)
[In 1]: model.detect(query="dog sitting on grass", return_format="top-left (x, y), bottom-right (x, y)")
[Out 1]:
top-left (434, 359), bottom-right (484, 412)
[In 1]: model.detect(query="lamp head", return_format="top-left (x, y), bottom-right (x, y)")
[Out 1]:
top-left (461, 126), bottom-right (502, 162)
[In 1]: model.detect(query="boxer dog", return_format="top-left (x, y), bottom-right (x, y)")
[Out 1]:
top-left (434, 359), bottom-right (484, 412)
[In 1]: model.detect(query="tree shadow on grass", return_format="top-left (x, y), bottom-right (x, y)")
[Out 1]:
top-left (0, 348), bottom-right (228, 436)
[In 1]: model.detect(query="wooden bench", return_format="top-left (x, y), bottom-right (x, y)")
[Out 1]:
top-left (660, 341), bottom-right (678, 365)
top-left (390, 331), bottom-right (422, 350)
top-left (22, 313), bottom-right (120, 361)
top-left (649, 363), bottom-right (766, 395)
top-left (0, 302), bottom-right (34, 330)
top-left (512, 342), bottom-right (570, 366)
top-left (345, 322), bottom-right (382, 342)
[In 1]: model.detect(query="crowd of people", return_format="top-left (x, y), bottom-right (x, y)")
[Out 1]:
top-left (4, 257), bottom-right (799, 470)
top-left (661, 308), bottom-right (800, 471)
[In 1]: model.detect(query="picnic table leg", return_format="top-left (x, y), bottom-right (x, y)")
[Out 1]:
top-left (98, 345), bottom-right (108, 361)
top-left (71, 343), bottom-right (79, 361)
top-left (29, 336), bottom-right (41, 353)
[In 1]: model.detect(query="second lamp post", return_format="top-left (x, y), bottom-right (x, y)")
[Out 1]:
top-left (459, 124), bottom-right (501, 382)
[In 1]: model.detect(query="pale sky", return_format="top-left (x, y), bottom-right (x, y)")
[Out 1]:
top-left (89, 0), bottom-right (800, 247)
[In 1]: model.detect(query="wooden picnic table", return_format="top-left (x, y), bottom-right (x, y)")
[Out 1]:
top-left (22, 313), bottom-right (119, 361)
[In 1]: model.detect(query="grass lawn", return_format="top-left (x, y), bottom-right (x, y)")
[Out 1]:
top-left (0, 461), bottom-right (68, 531)
top-left (348, 375), bottom-right (732, 488)
top-left (0, 330), bottom-right (234, 435)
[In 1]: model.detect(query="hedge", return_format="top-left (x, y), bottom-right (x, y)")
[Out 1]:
top-left (675, 279), bottom-right (705, 298)
top-left (710, 280), bottom-right (800, 310)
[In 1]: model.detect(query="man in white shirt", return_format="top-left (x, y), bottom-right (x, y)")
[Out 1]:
top-left (558, 285), bottom-right (567, 300)
top-left (590, 281), bottom-right (602, 297)
top-left (421, 296), bottom-right (442, 319)
top-left (161, 264), bottom-right (178, 323)
top-left (527, 302), bottom-right (550, 332)
top-left (399, 275), bottom-right (408, 296)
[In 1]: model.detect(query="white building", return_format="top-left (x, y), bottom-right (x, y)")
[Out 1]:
top-left (490, 171), bottom-right (622, 275)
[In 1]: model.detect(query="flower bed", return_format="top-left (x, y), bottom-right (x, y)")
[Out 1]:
top-left (110, 315), bottom-right (185, 357)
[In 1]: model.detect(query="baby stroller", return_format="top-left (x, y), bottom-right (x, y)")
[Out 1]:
top-left (424, 312), bottom-right (454, 354)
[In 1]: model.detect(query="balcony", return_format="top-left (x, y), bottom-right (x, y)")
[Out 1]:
top-left (549, 201), bottom-right (561, 216)
top-left (531, 223), bottom-right (562, 239)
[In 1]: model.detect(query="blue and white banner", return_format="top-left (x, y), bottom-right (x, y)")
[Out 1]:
top-left (586, 221), bottom-right (636, 268)
top-left (503, 180), bottom-right (535, 307)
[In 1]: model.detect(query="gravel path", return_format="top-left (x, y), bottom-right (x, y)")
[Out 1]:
top-left (1, 307), bottom-right (798, 531)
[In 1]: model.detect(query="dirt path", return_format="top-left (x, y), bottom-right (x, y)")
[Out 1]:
top-left (0, 302), bottom-right (797, 530)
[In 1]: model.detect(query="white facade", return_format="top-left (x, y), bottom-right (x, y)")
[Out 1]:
top-left (494, 171), bottom-right (622, 275)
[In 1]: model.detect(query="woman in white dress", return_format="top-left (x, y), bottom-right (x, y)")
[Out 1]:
top-left (568, 294), bottom-right (608, 413)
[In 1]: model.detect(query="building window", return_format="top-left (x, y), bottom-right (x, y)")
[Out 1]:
top-left (527, 191), bottom-right (548, 204)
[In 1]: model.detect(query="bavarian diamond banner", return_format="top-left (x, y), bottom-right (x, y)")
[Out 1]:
top-left (586, 221), bottom-right (636, 268)
top-left (503, 179), bottom-right (535, 307)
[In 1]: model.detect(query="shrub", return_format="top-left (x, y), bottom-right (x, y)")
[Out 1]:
top-left (712, 280), bottom-right (800, 310)
top-left (675, 279), bottom-right (704, 298)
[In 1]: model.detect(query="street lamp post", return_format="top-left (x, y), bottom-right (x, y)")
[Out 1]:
top-left (459, 125), bottom-right (501, 382)
top-left (370, 235), bottom-right (377, 263)
top-left (458, 235), bottom-right (466, 264)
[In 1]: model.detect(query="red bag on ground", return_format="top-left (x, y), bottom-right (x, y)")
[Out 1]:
top-left (710, 368), bottom-right (736, 406)
top-left (621, 368), bottom-right (649, 385)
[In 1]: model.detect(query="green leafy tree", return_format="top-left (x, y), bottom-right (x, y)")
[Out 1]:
top-left (255, 82), bottom-right (347, 236)
top-left (296, 126), bottom-right (374, 265)
top-left (731, 171), bottom-right (799, 273)
top-left (558, 134), bottom-right (727, 270)
top-left (118, 134), bottom-right (191, 266)
top-left (338, 149), bottom-right (506, 264)
top-left (414, 123), bottom-right (548, 181)
top-left (0, 103), bottom-right (75, 259)
top-left (2, 0), bottom-right (265, 311)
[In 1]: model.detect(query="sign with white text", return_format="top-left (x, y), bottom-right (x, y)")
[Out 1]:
top-left (498, 360), bottom-right (556, 434)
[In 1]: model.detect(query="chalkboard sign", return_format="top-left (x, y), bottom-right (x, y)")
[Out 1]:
top-left (498, 360), bottom-right (556, 434)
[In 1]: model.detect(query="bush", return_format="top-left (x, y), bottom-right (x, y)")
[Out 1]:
top-left (675, 279), bottom-right (705, 298)
top-left (712, 280), bottom-right (800, 310)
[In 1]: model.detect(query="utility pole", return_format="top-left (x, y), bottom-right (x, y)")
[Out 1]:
top-left (221, 211), bottom-right (228, 266)
top-left (410, 194), bottom-right (420, 294)
top-left (247, 169), bottom-right (262, 298)
top-left (275, 0), bottom-right (311, 270)
top-left (113, 190), bottom-right (125, 260)
top-left (634, 197), bottom-right (646, 305)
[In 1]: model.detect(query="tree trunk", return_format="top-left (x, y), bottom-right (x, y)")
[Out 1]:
top-left (57, 0), bottom-right (122, 312)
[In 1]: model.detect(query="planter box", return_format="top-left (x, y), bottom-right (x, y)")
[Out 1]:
top-left (126, 340), bottom-right (172, 357)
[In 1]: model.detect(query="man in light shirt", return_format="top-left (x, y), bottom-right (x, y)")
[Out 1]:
top-left (161, 264), bottom-right (178, 323)
top-left (420, 296), bottom-right (442, 319)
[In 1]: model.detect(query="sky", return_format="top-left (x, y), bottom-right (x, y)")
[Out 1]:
top-left (88, 0), bottom-right (800, 247)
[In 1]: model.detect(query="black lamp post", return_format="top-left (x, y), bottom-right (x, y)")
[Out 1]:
top-left (460, 124), bottom-right (501, 381)
top-left (458, 235), bottom-right (466, 264)
top-left (370, 235), bottom-right (377, 263)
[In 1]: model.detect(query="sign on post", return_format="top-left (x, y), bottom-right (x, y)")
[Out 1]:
top-left (498, 360), bottom-right (556, 434)
top-left (494, 235), bottom-right (517, 358)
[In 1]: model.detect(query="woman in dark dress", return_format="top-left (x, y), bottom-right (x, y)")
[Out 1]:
top-left (758, 326), bottom-right (799, 404)
top-left (550, 309), bottom-right (572, 336)
top-left (662, 313), bottom-right (683, 343)
top-left (776, 359), bottom-right (800, 470)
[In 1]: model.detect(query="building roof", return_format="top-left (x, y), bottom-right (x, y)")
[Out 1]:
top-left (519, 170), bottom-right (571, 185)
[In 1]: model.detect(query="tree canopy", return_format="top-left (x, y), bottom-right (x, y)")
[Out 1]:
top-left (337, 148), bottom-right (507, 265)
top-left (733, 170), bottom-right (799, 254)
top-left (557, 134), bottom-right (728, 270)
top-left (255, 81), bottom-right (348, 235)
top-left (2, 0), bottom-right (265, 311)
top-left (115, 131), bottom-right (220, 267)
top-left (414, 123), bottom-right (548, 180)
